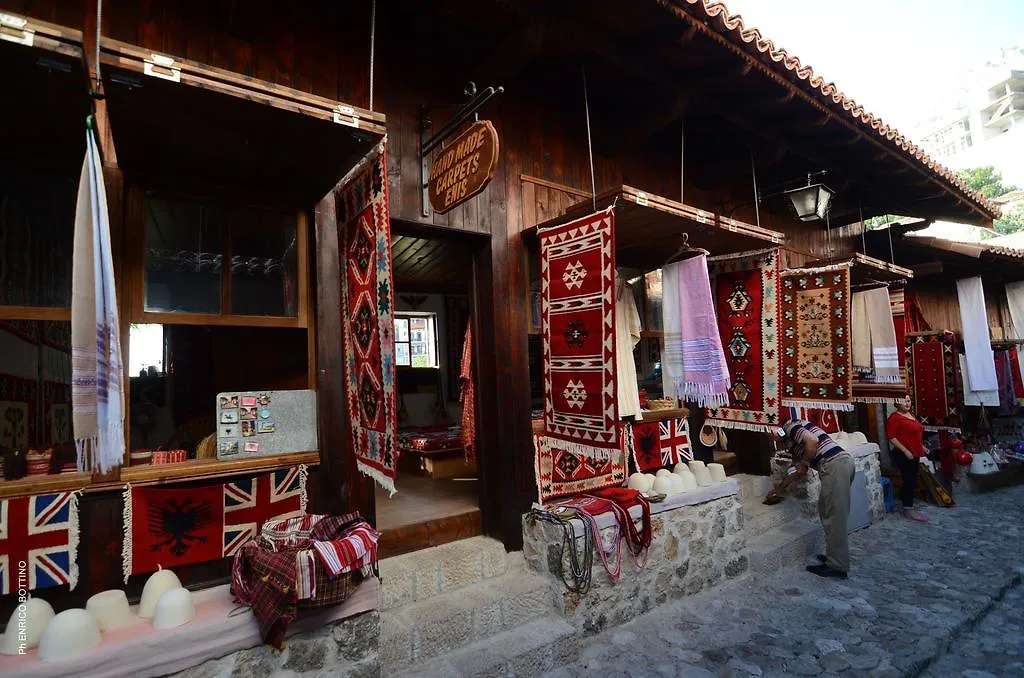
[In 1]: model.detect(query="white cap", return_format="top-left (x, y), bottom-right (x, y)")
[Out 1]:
top-left (0, 597), bottom-right (54, 654)
top-left (37, 609), bottom-right (101, 662)
top-left (138, 567), bottom-right (182, 619)
top-left (152, 587), bottom-right (196, 630)
top-left (86, 590), bottom-right (135, 632)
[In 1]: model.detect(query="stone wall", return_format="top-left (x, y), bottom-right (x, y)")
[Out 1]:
top-left (771, 443), bottom-right (886, 526)
top-left (174, 610), bottom-right (379, 678)
top-left (522, 491), bottom-right (747, 636)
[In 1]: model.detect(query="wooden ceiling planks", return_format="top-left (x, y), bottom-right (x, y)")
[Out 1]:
top-left (390, 234), bottom-right (473, 291)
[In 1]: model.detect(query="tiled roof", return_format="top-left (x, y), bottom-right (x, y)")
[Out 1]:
top-left (659, 0), bottom-right (1001, 220)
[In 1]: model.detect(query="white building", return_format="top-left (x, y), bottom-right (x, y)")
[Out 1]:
top-left (917, 46), bottom-right (1024, 187)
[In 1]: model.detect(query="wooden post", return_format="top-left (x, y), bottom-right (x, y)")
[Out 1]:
top-left (313, 191), bottom-right (351, 516)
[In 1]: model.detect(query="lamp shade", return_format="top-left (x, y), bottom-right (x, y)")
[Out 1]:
top-left (785, 183), bottom-right (833, 221)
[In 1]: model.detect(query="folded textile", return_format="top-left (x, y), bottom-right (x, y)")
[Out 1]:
top-left (851, 292), bottom-right (871, 371)
top-left (662, 255), bottom-right (730, 408)
top-left (232, 542), bottom-right (298, 649)
top-left (865, 287), bottom-right (901, 383)
top-left (960, 354), bottom-right (999, 407)
top-left (310, 518), bottom-right (380, 577)
top-left (956, 277), bottom-right (998, 392)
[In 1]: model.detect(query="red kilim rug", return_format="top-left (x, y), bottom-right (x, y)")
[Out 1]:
top-left (534, 433), bottom-right (627, 503)
top-left (779, 263), bottom-right (853, 411)
top-left (705, 248), bottom-right (782, 432)
top-left (124, 484), bottom-right (223, 578)
top-left (540, 208), bottom-right (618, 457)
top-left (626, 421), bottom-right (662, 473)
top-left (337, 143), bottom-right (399, 495)
top-left (785, 407), bottom-right (840, 434)
top-left (905, 331), bottom-right (962, 429)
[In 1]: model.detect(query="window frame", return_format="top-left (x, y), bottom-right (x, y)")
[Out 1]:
top-left (394, 311), bottom-right (440, 370)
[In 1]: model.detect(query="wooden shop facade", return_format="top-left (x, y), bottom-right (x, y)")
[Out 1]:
top-left (0, 0), bottom-right (1000, 626)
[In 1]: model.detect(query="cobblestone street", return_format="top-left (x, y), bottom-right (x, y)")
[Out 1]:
top-left (542, 484), bottom-right (1024, 678)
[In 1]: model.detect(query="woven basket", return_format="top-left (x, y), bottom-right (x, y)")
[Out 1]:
top-left (646, 398), bottom-right (677, 411)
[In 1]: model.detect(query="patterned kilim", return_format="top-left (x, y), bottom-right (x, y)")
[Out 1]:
top-left (534, 433), bottom-right (627, 503)
top-left (905, 331), bottom-right (962, 429)
top-left (337, 143), bottom-right (398, 495)
top-left (0, 492), bottom-right (79, 594)
top-left (889, 289), bottom-right (907, 368)
top-left (705, 248), bottom-right (781, 432)
top-left (540, 208), bottom-right (618, 458)
top-left (785, 407), bottom-right (840, 434)
top-left (852, 380), bottom-right (908, 405)
top-left (779, 264), bottom-right (853, 411)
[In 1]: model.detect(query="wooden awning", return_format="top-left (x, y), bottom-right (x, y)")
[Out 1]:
top-left (98, 38), bottom-right (387, 204)
top-left (805, 253), bottom-right (913, 287)
top-left (1, 12), bottom-right (90, 174)
top-left (527, 185), bottom-right (785, 270)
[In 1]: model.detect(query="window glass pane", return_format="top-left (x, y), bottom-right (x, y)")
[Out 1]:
top-left (644, 269), bottom-right (664, 332)
top-left (128, 325), bottom-right (308, 456)
top-left (394, 318), bottom-right (409, 343)
top-left (395, 343), bottom-right (410, 366)
top-left (0, 321), bottom-right (73, 469)
top-left (0, 173), bottom-right (75, 308)
top-left (230, 208), bottom-right (299, 317)
top-left (129, 324), bottom-right (165, 377)
top-left (144, 196), bottom-right (224, 314)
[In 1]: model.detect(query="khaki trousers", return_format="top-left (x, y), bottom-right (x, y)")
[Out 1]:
top-left (818, 454), bottom-right (855, 573)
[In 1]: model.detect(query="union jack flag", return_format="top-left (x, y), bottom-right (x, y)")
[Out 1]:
top-left (658, 418), bottom-right (693, 465)
top-left (0, 492), bottom-right (78, 595)
top-left (223, 467), bottom-right (305, 557)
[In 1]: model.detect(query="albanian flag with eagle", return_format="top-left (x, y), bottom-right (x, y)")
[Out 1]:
top-left (122, 466), bottom-right (306, 581)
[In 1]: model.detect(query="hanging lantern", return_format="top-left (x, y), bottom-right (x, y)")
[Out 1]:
top-left (784, 183), bottom-right (834, 222)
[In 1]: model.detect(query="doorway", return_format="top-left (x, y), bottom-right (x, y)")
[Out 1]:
top-left (375, 224), bottom-right (484, 556)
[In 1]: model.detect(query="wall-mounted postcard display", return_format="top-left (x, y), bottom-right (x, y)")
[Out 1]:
top-left (215, 389), bottom-right (317, 459)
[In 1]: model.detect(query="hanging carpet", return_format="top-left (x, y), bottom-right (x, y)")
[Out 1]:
top-left (337, 142), bottom-right (399, 495)
top-left (779, 263), bottom-right (853, 411)
top-left (994, 349), bottom-right (1017, 415)
top-left (459, 322), bottom-right (476, 463)
top-left (705, 247), bottom-right (782, 432)
top-left (540, 208), bottom-right (619, 458)
top-left (0, 491), bottom-right (80, 594)
top-left (534, 432), bottom-right (626, 503)
top-left (906, 331), bottom-right (962, 430)
top-left (785, 407), bottom-right (840, 434)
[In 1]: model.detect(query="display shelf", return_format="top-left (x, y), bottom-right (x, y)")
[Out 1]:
top-left (0, 472), bottom-right (92, 499)
top-left (108, 452), bottom-right (320, 489)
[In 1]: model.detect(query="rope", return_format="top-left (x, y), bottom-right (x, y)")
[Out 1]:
top-left (527, 509), bottom-right (593, 594)
top-left (582, 66), bottom-right (597, 211)
top-left (94, 0), bottom-right (103, 86)
top-left (680, 117), bottom-right (685, 204)
top-left (887, 221), bottom-right (896, 263)
top-left (751, 151), bottom-right (761, 229)
top-left (859, 202), bottom-right (867, 254)
top-left (368, 0), bottom-right (377, 112)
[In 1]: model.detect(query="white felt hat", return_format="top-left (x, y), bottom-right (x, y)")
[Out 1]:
top-left (655, 468), bottom-right (672, 479)
top-left (707, 463), bottom-right (727, 483)
top-left (138, 567), bottom-right (182, 619)
top-left (668, 473), bottom-right (685, 494)
top-left (0, 597), bottom-right (54, 655)
top-left (652, 475), bottom-right (673, 496)
top-left (86, 590), bottom-right (135, 632)
top-left (627, 472), bottom-right (649, 491)
top-left (152, 587), bottom-right (195, 630)
top-left (693, 466), bottom-right (713, 487)
top-left (37, 609), bottom-right (101, 663)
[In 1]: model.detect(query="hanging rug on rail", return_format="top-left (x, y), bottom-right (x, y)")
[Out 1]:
top-left (779, 263), bottom-right (853, 411)
top-left (905, 331), bottom-right (962, 430)
top-left (539, 208), bottom-right (619, 459)
top-left (0, 491), bottom-right (80, 594)
top-left (705, 247), bottom-right (782, 432)
top-left (534, 432), bottom-right (626, 503)
top-left (122, 466), bottom-right (306, 580)
top-left (337, 142), bottom-right (399, 495)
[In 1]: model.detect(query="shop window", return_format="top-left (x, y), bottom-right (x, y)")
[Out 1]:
top-left (394, 312), bottom-right (439, 368)
top-left (141, 193), bottom-right (302, 323)
top-left (0, 172), bottom-right (76, 309)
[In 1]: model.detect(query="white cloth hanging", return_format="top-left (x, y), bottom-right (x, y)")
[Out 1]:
top-left (956, 277), bottom-right (998, 392)
top-left (615, 276), bottom-right (643, 419)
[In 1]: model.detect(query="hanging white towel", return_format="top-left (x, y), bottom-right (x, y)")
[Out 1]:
top-left (959, 355), bottom-right (999, 406)
top-left (661, 263), bottom-right (683, 400)
top-left (1006, 281), bottom-right (1024, 378)
top-left (615, 276), bottom-right (643, 419)
top-left (956, 277), bottom-right (998, 392)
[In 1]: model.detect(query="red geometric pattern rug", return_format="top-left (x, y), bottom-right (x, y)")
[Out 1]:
top-left (337, 143), bottom-right (398, 495)
top-left (905, 331), bottom-right (962, 430)
top-left (779, 263), bottom-right (853, 411)
top-left (705, 248), bottom-right (781, 432)
top-left (534, 433), bottom-right (626, 503)
top-left (540, 208), bottom-right (618, 457)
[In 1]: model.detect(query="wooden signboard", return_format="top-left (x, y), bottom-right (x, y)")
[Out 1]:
top-left (428, 120), bottom-right (499, 213)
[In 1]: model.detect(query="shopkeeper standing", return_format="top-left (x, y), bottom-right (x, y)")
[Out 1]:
top-left (776, 419), bottom-right (855, 579)
top-left (886, 397), bottom-right (929, 523)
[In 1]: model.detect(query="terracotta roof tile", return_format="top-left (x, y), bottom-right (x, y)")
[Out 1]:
top-left (659, 0), bottom-right (1000, 220)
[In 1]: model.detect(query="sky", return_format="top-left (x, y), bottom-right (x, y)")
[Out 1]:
top-left (718, 0), bottom-right (1024, 137)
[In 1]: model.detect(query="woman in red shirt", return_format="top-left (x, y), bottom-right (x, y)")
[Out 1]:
top-left (886, 396), bottom-right (929, 522)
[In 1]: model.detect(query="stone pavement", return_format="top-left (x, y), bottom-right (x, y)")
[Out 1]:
top-left (540, 484), bottom-right (1024, 678)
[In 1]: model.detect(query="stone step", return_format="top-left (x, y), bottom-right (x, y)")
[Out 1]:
top-left (746, 519), bottom-right (823, 576)
top-left (394, 615), bottom-right (579, 678)
top-left (734, 473), bottom-right (775, 506)
top-left (379, 535), bottom-right (509, 610)
top-left (381, 566), bottom-right (555, 671)
top-left (743, 496), bottom-right (805, 539)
